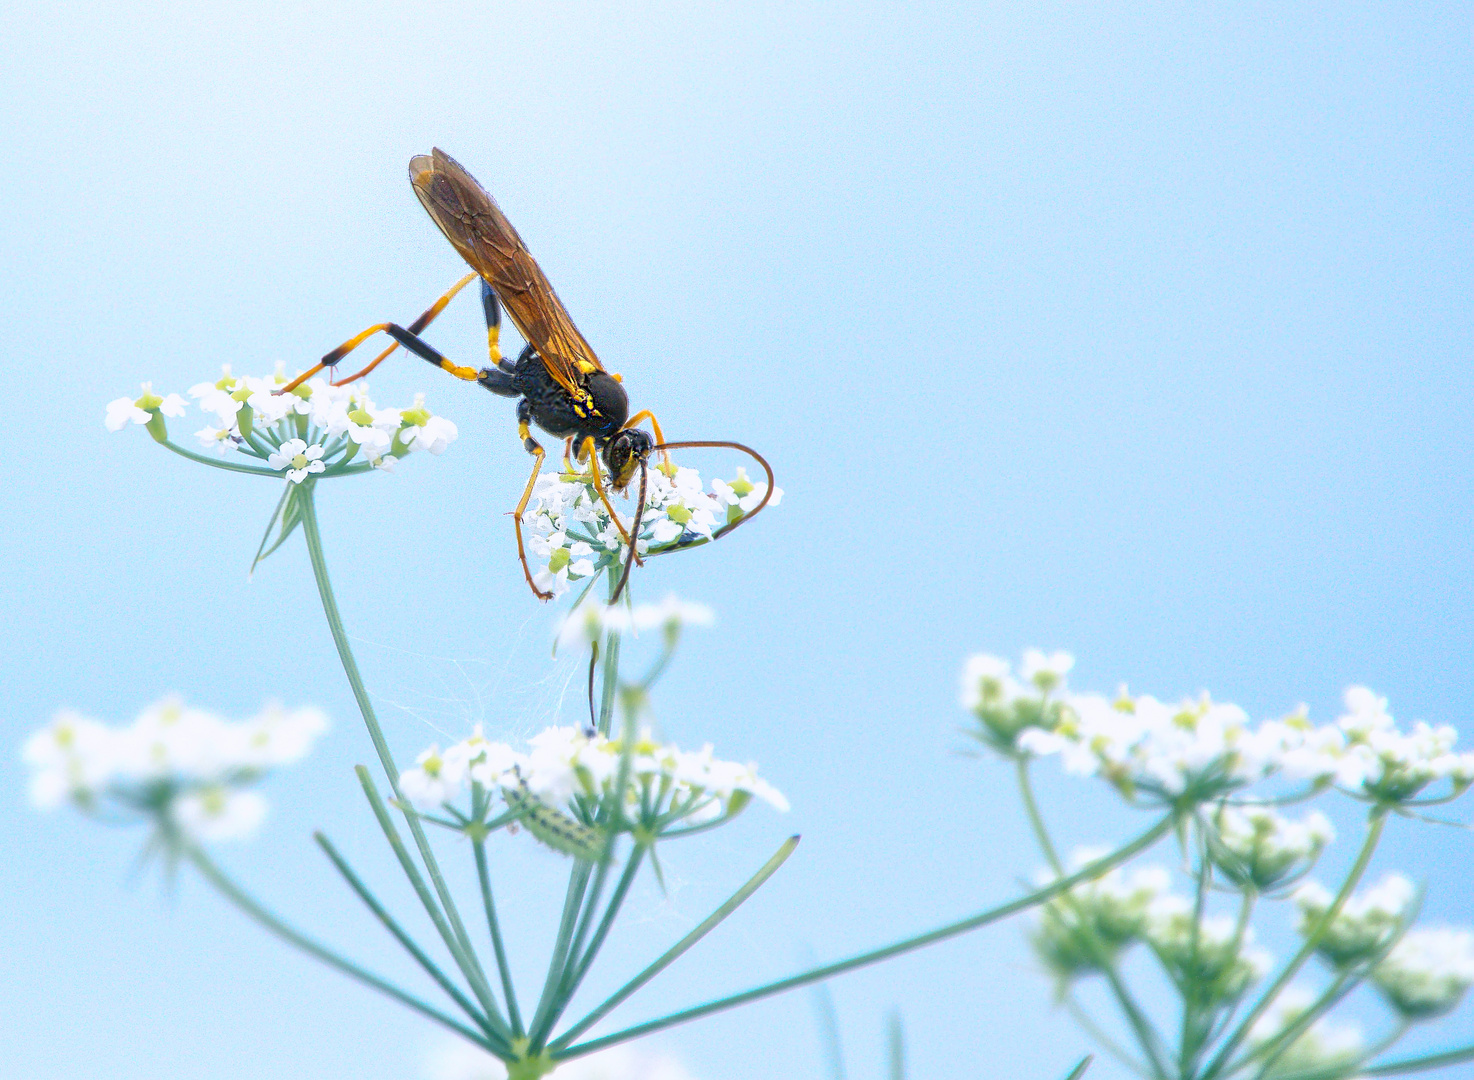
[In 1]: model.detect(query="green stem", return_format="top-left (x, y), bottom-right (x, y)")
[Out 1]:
top-left (356, 767), bottom-right (512, 1043)
top-left (528, 862), bottom-right (594, 1049)
top-left (552, 835), bottom-right (800, 1054)
top-left (161, 438), bottom-right (281, 476)
top-left (1363, 1042), bottom-right (1474, 1076)
top-left (1064, 993), bottom-right (1152, 1078)
top-left (1202, 808), bottom-right (1388, 1080)
top-left (299, 489), bottom-right (399, 786)
top-left (557, 816), bottom-right (1171, 1057)
top-left (314, 832), bottom-right (504, 1048)
top-left (1016, 760), bottom-right (1171, 1080)
top-left (184, 844), bottom-right (498, 1053)
top-left (475, 838), bottom-right (524, 1039)
top-left (566, 845), bottom-right (647, 992)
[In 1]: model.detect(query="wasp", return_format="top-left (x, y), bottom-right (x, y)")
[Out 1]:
top-left (279, 150), bottom-right (771, 601)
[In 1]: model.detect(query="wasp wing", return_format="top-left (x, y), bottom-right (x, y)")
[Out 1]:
top-left (409, 149), bottom-right (601, 395)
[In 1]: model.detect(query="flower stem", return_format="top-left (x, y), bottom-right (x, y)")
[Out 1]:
top-left (1015, 760), bottom-right (1172, 1080)
top-left (1362, 1041), bottom-right (1474, 1076)
top-left (551, 835), bottom-right (801, 1055)
top-left (314, 831), bottom-right (506, 1050)
top-left (183, 844), bottom-right (499, 1053)
top-left (475, 837), bottom-right (525, 1039)
top-left (298, 487), bottom-right (400, 786)
top-left (1201, 807), bottom-right (1389, 1080)
top-left (160, 438), bottom-right (281, 476)
top-left (555, 815), bottom-right (1172, 1056)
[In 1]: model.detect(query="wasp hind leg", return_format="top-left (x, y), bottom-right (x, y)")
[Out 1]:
top-left (275, 272), bottom-right (480, 395)
top-left (513, 400), bottom-right (553, 601)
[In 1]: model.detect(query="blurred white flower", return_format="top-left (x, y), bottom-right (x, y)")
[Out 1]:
top-left (1146, 904), bottom-right (1272, 1001)
top-left (171, 787), bottom-right (268, 842)
top-left (1293, 873), bottom-right (1416, 968)
top-left (1210, 806), bottom-right (1334, 890)
top-left (1372, 927), bottom-right (1474, 1019)
top-left (1030, 850), bottom-right (1171, 978)
top-left (1020, 649), bottom-right (1074, 693)
top-left (631, 595), bottom-right (715, 633)
top-left (22, 698), bottom-right (326, 846)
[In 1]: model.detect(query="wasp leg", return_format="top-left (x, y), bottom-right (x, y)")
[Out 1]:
top-left (275, 273), bottom-right (479, 395)
top-left (513, 400), bottom-right (552, 601)
top-left (581, 435), bottom-right (644, 566)
top-left (562, 436), bottom-right (575, 472)
top-left (380, 324), bottom-right (522, 400)
top-left (621, 409), bottom-right (673, 470)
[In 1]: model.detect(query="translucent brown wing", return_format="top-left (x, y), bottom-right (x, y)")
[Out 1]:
top-left (408, 149), bottom-right (601, 395)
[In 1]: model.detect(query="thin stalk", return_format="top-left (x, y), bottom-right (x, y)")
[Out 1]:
top-left (356, 767), bottom-right (511, 1042)
top-left (565, 845), bottom-right (647, 991)
top-left (811, 980), bottom-right (848, 1080)
top-left (554, 815), bottom-right (1172, 1058)
top-left (528, 862), bottom-right (595, 1048)
top-left (475, 838), bottom-right (524, 1038)
top-left (1017, 760), bottom-right (1171, 1080)
top-left (314, 831), bottom-right (503, 1047)
top-left (184, 845), bottom-right (500, 1055)
top-left (1064, 994), bottom-right (1152, 1078)
top-left (299, 489), bottom-right (399, 786)
top-left (552, 835), bottom-right (800, 1054)
top-left (1201, 808), bottom-right (1389, 1080)
top-left (161, 438), bottom-right (281, 476)
top-left (1179, 822), bottom-right (1216, 1076)
top-left (1362, 1042), bottom-right (1474, 1076)
top-left (886, 1009), bottom-right (906, 1080)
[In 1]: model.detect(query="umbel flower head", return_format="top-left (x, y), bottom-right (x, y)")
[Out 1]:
top-left (959, 650), bottom-right (1074, 755)
top-left (1207, 805), bottom-right (1335, 891)
top-left (399, 724), bottom-right (787, 855)
top-left (1292, 873), bottom-right (1416, 969)
top-left (1029, 850), bottom-right (1170, 980)
top-left (1371, 926), bottom-right (1474, 1019)
top-left (1145, 901), bottom-right (1273, 1003)
top-left (106, 364), bottom-right (458, 479)
top-left (960, 652), bottom-right (1474, 808)
top-left (522, 463), bottom-right (781, 599)
top-left (23, 698), bottom-right (327, 844)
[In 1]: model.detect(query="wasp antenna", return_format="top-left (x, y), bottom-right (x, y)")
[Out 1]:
top-left (650, 440), bottom-right (776, 542)
top-left (609, 456), bottom-right (649, 606)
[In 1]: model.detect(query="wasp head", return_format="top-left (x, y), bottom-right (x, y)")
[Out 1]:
top-left (603, 427), bottom-right (654, 491)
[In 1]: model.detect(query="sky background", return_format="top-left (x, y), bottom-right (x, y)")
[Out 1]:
top-left (2, 3), bottom-right (1472, 1079)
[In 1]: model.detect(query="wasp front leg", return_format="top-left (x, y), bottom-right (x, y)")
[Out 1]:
top-left (512, 399), bottom-right (552, 601)
top-left (580, 436), bottom-right (643, 567)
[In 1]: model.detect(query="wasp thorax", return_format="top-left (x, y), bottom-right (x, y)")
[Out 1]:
top-left (586, 373), bottom-right (629, 435)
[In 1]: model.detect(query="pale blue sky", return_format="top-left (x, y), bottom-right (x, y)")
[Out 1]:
top-left (2, 3), bottom-right (1471, 1079)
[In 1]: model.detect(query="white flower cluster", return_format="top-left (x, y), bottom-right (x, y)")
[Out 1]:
top-left (106, 365), bottom-right (458, 480)
top-left (22, 698), bottom-right (326, 842)
top-left (523, 463), bottom-right (781, 597)
top-left (1292, 873), bottom-right (1416, 969)
top-left (962, 652), bottom-right (1474, 806)
top-left (1372, 927), bottom-right (1474, 1019)
top-left (1249, 986), bottom-right (1366, 1076)
top-left (1209, 806), bottom-right (1335, 890)
top-left (1031, 849), bottom-right (1271, 1001)
top-left (959, 650), bottom-right (1074, 753)
top-left (399, 724), bottom-right (787, 839)
top-left (1146, 902), bottom-right (1274, 1001)
top-left (556, 594), bottom-right (715, 650)
top-left (1031, 851), bottom-right (1171, 977)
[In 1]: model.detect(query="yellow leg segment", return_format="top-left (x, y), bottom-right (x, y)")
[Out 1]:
top-left (513, 423), bottom-right (552, 601)
top-left (583, 436), bottom-right (643, 565)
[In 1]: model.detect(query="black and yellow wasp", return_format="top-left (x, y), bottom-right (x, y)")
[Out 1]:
top-left (280, 149), bottom-right (770, 600)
